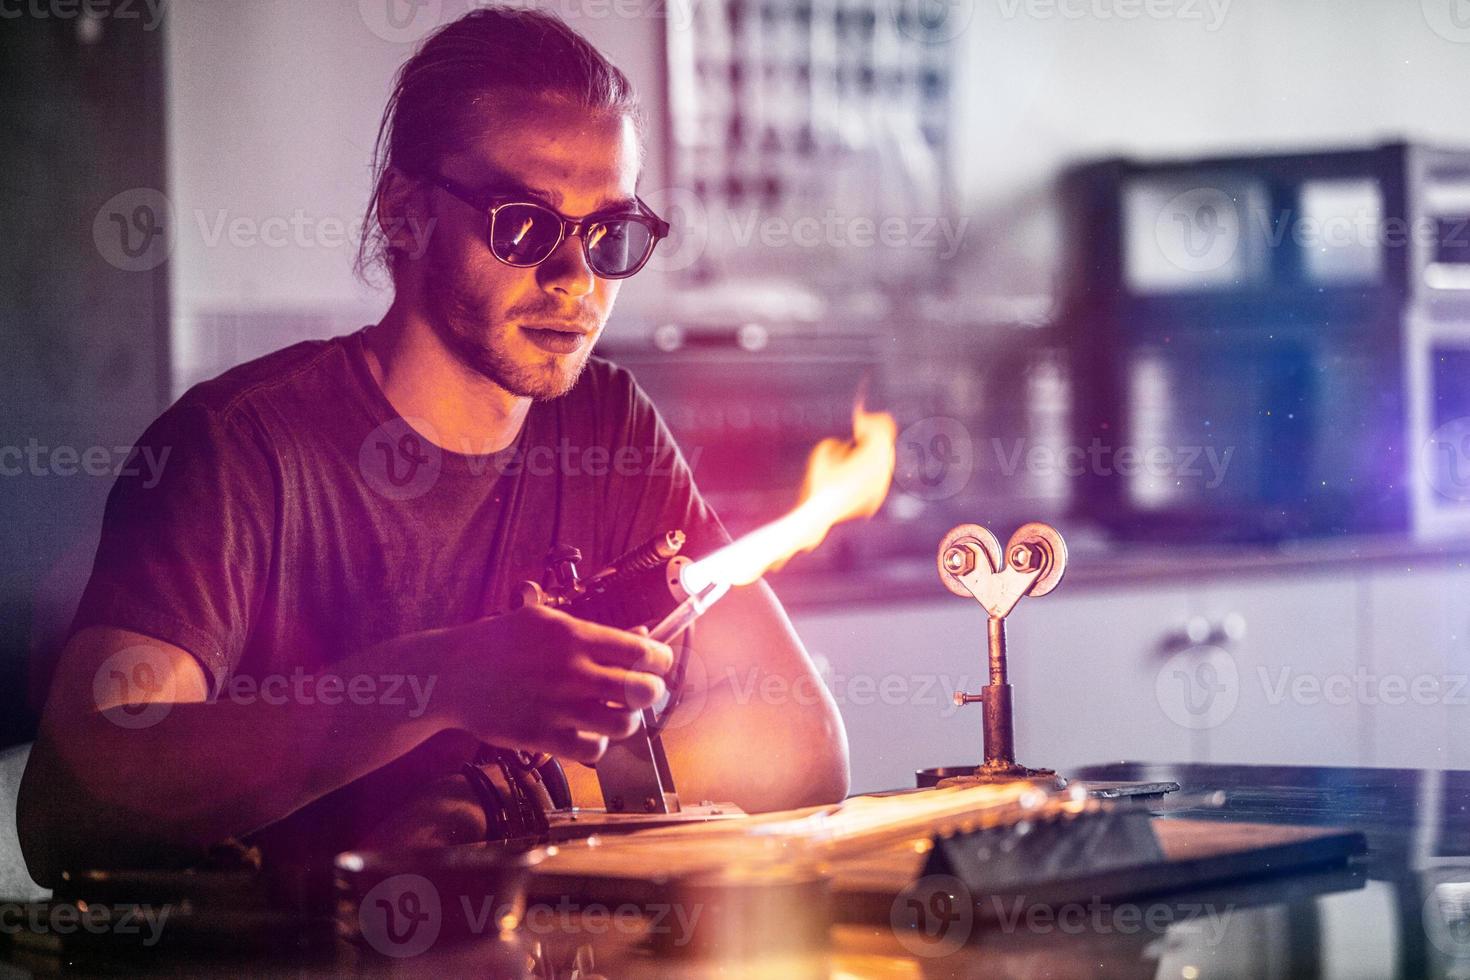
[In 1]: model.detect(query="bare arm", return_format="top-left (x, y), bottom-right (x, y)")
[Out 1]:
top-left (18, 607), bottom-right (672, 887)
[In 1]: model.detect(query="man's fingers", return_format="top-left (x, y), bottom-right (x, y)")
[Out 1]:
top-left (573, 620), bottom-right (675, 675)
top-left (580, 662), bottom-right (667, 711)
top-left (554, 700), bottom-right (642, 740)
top-left (544, 728), bottom-right (608, 765)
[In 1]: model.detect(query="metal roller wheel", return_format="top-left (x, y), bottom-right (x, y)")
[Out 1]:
top-left (936, 523), bottom-right (1002, 597)
top-left (1005, 522), bottom-right (1068, 597)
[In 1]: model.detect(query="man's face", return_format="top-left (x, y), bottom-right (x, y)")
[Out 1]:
top-left (413, 96), bottom-right (641, 400)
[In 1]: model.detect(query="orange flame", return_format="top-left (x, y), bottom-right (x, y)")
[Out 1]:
top-left (681, 401), bottom-right (898, 593)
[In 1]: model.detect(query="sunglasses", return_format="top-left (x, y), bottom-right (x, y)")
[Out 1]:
top-left (418, 171), bottom-right (670, 280)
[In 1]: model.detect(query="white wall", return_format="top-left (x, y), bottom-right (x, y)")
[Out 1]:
top-left (955, 0), bottom-right (1470, 207)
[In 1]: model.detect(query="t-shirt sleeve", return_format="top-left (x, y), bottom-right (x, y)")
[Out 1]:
top-left (71, 399), bottom-right (277, 692)
top-left (602, 369), bottom-right (731, 567)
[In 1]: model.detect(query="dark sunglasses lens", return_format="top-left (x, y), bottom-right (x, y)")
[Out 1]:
top-left (586, 218), bottom-right (655, 277)
top-left (490, 204), bottom-right (562, 265)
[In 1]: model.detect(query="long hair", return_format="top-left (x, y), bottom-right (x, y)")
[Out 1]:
top-left (355, 5), bottom-right (644, 284)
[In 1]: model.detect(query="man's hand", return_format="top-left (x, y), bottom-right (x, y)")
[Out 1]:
top-left (435, 604), bottom-right (674, 764)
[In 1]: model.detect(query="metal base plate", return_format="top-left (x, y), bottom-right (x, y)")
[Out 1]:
top-left (543, 804), bottom-right (745, 842)
top-left (934, 770), bottom-right (1066, 792)
top-left (917, 767), bottom-right (1180, 801)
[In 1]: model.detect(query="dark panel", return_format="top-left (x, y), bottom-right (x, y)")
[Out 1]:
top-left (0, 6), bottom-right (170, 747)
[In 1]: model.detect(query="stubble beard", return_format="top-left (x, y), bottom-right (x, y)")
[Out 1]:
top-left (423, 253), bottom-right (593, 401)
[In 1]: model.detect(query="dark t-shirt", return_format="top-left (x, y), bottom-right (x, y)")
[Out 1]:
top-left (72, 327), bottom-right (728, 862)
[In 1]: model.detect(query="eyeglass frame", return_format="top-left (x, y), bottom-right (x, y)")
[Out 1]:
top-left (413, 169), bottom-right (671, 280)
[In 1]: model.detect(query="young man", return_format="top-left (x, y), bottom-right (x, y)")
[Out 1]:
top-left (18, 6), bottom-right (847, 885)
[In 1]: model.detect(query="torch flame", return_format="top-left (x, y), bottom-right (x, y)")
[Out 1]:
top-left (681, 401), bottom-right (898, 594)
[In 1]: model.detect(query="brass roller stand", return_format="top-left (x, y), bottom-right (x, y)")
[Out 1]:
top-left (928, 521), bottom-right (1069, 790)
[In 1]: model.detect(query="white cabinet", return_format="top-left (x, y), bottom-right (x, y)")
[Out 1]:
top-left (790, 601), bottom-right (979, 795)
top-left (1191, 575), bottom-right (1365, 767)
top-left (1364, 565), bottom-right (1470, 769)
top-left (1004, 584), bottom-right (1195, 773)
